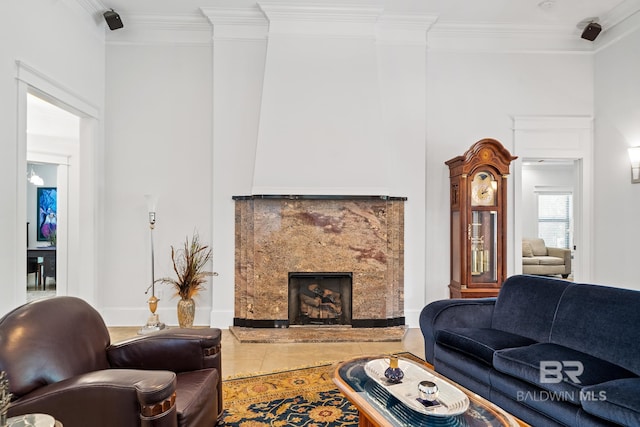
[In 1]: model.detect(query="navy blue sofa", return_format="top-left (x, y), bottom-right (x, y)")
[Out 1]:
top-left (420, 275), bottom-right (640, 427)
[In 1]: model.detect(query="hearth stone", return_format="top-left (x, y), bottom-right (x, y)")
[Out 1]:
top-left (233, 195), bottom-right (406, 328)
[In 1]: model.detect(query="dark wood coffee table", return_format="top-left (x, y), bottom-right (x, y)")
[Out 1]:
top-left (333, 355), bottom-right (522, 427)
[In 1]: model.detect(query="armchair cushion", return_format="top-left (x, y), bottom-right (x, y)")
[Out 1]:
top-left (528, 238), bottom-right (548, 256)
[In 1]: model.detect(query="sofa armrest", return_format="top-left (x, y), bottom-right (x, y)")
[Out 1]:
top-left (8, 369), bottom-right (177, 427)
top-left (107, 328), bottom-right (221, 373)
top-left (547, 247), bottom-right (571, 266)
top-left (419, 298), bottom-right (496, 364)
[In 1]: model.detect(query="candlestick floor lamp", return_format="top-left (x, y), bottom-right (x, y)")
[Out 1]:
top-left (139, 195), bottom-right (166, 334)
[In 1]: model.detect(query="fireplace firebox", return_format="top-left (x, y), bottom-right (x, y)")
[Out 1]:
top-left (288, 272), bottom-right (352, 326)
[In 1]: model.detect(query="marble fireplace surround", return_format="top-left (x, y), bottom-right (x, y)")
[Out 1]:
top-left (234, 195), bottom-right (406, 328)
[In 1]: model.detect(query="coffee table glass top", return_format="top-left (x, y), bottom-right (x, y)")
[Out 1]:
top-left (335, 356), bottom-right (518, 427)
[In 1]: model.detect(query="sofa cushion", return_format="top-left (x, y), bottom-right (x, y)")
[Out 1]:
top-left (491, 275), bottom-right (571, 343)
top-left (581, 378), bottom-right (640, 426)
top-left (493, 343), bottom-right (635, 405)
top-left (521, 257), bottom-right (539, 265)
top-left (435, 328), bottom-right (537, 366)
top-left (536, 256), bottom-right (565, 266)
top-left (550, 283), bottom-right (640, 376)
top-left (522, 241), bottom-right (534, 257)
top-left (528, 238), bottom-right (548, 256)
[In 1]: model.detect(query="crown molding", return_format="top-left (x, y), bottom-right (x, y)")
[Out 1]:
top-left (72, 0), bottom-right (106, 16)
top-left (600, 0), bottom-right (640, 29)
top-left (105, 14), bottom-right (211, 45)
top-left (376, 13), bottom-right (438, 45)
top-left (594, 0), bottom-right (640, 52)
top-left (258, 0), bottom-right (383, 37)
top-left (201, 7), bottom-right (268, 41)
top-left (428, 22), bottom-right (593, 54)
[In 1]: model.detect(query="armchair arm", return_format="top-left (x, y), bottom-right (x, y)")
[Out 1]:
top-left (548, 247), bottom-right (571, 267)
top-left (8, 369), bottom-right (177, 427)
top-left (419, 298), bottom-right (496, 364)
top-left (107, 328), bottom-right (221, 372)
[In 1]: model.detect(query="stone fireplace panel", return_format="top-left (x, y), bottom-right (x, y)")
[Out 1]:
top-left (233, 195), bottom-right (405, 327)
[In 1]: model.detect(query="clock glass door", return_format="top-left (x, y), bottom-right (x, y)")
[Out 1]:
top-left (470, 210), bottom-right (497, 284)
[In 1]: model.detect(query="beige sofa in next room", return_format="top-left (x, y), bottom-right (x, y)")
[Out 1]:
top-left (522, 237), bottom-right (571, 278)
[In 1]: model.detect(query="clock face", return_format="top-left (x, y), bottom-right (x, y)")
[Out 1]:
top-left (471, 171), bottom-right (496, 206)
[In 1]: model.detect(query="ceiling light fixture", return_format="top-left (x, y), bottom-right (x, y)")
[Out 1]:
top-left (27, 167), bottom-right (44, 186)
top-left (538, 0), bottom-right (556, 10)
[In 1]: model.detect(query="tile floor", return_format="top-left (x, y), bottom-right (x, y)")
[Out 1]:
top-left (108, 327), bottom-right (426, 379)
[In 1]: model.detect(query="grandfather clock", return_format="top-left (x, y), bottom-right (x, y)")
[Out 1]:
top-left (445, 139), bottom-right (517, 298)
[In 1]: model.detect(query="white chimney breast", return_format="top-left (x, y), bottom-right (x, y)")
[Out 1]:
top-left (252, 0), bottom-right (389, 195)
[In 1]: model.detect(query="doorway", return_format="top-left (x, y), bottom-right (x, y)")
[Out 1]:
top-left (512, 116), bottom-right (593, 282)
top-left (521, 159), bottom-right (576, 279)
top-left (16, 61), bottom-right (100, 306)
top-left (25, 93), bottom-right (79, 301)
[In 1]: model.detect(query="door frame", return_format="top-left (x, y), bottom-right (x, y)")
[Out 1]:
top-left (512, 116), bottom-right (593, 282)
top-left (16, 61), bottom-right (101, 305)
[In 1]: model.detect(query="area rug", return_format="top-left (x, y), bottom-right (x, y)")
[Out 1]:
top-left (219, 352), bottom-right (424, 426)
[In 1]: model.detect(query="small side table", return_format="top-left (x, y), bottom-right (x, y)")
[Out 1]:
top-left (6, 413), bottom-right (62, 426)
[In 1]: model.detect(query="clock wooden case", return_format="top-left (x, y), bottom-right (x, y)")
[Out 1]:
top-left (445, 139), bottom-right (517, 298)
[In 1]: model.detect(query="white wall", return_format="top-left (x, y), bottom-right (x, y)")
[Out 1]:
top-left (102, 43), bottom-right (213, 326)
top-left (0, 0), bottom-right (105, 315)
top-left (426, 51), bottom-right (593, 302)
top-left (593, 16), bottom-right (640, 289)
top-left (521, 163), bottom-right (575, 239)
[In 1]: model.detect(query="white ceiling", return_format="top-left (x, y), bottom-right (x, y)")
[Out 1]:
top-left (102, 0), bottom-right (635, 34)
top-left (27, 94), bottom-right (80, 139)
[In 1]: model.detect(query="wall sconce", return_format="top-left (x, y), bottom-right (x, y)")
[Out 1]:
top-left (628, 147), bottom-right (640, 183)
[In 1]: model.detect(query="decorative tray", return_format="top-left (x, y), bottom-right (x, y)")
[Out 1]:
top-left (364, 358), bottom-right (470, 417)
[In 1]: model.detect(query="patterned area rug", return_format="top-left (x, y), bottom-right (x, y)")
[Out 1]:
top-left (219, 352), bottom-right (424, 427)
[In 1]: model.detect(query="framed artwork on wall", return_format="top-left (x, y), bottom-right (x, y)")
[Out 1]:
top-left (37, 187), bottom-right (57, 243)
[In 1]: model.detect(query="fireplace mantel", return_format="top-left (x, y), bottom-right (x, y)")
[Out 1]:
top-left (234, 195), bottom-right (406, 328)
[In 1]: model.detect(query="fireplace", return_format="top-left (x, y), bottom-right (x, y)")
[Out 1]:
top-left (288, 272), bottom-right (352, 326)
top-left (233, 195), bottom-right (406, 328)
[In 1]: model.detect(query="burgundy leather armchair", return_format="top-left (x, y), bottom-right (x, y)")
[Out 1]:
top-left (0, 296), bottom-right (222, 427)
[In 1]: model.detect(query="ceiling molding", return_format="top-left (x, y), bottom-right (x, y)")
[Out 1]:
top-left (428, 22), bottom-right (593, 53)
top-left (201, 7), bottom-right (268, 41)
top-left (594, 0), bottom-right (640, 52)
top-left (258, 0), bottom-right (383, 37)
top-left (600, 0), bottom-right (640, 29)
top-left (72, 0), bottom-right (106, 16)
top-left (105, 14), bottom-right (211, 45)
top-left (376, 13), bottom-right (438, 45)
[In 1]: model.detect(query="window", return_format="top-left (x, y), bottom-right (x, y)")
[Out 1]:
top-left (538, 193), bottom-right (572, 249)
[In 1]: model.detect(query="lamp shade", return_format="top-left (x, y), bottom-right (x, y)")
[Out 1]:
top-left (628, 147), bottom-right (640, 183)
top-left (144, 194), bottom-right (158, 213)
top-left (628, 147), bottom-right (640, 166)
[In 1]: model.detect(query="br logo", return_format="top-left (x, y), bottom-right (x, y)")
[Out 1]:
top-left (540, 361), bottom-right (584, 384)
